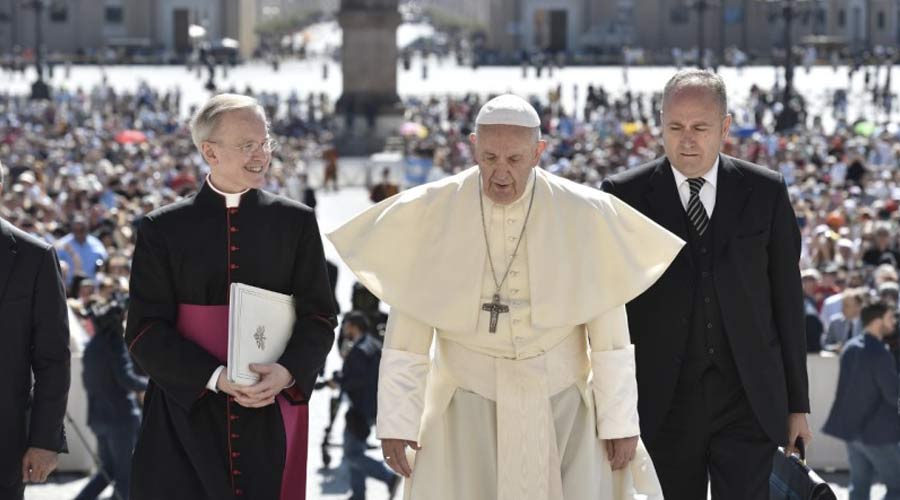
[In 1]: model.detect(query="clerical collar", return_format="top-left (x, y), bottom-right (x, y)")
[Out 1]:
top-left (206, 174), bottom-right (249, 208)
top-left (671, 156), bottom-right (719, 189)
top-left (483, 168), bottom-right (536, 209)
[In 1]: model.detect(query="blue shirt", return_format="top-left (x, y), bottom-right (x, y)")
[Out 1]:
top-left (56, 233), bottom-right (108, 285)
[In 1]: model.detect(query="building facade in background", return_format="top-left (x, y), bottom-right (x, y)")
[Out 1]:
top-left (257, 0), bottom-right (339, 20)
top-left (0, 0), bottom-right (259, 59)
top-left (2, 0), bottom-right (900, 62)
top-left (417, 0), bottom-right (900, 62)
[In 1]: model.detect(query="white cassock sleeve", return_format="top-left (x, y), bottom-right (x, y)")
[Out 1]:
top-left (586, 305), bottom-right (640, 440)
top-left (376, 310), bottom-right (434, 442)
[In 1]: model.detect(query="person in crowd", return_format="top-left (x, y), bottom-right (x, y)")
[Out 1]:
top-left (801, 269), bottom-right (825, 352)
top-left (55, 215), bottom-right (108, 287)
top-left (369, 168), bottom-right (400, 204)
top-left (823, 300), bottom-right (900, 500)
top-left (337, 311), bottom-right (400, 499)
top-left (75, 296), bottom-right (148, 500)
top-left (822, 288), bottom-right (867, 350)
top-left (863, 223), bottom-right (900, 268)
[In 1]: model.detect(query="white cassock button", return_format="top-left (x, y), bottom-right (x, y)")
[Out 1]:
top-left (507, 218), bottom-right (516, 224)
top-left (513, 319), bottom-right (521, 325)
top-left (508, 236), bottom-right (517, 241)
top-left (510, 271), bottom-right (518, 276)
top-left (511, 289), bottom-right (519, 294)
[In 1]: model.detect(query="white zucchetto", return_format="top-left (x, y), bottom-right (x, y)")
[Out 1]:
top-left (475, 94), bottom-right (541, 128)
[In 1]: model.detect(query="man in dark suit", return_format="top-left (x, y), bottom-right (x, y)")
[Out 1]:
top-left (823, 300), bottom-right (900, 499)
top-left (601, 69), bottom-right (811, 499)
top-left (0, 163), bottom-right (71, 499)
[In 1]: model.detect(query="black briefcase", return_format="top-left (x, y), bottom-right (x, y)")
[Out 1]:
top-left (769, 440), bottom-right (837, 500)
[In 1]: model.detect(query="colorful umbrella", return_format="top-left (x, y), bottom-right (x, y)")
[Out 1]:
top-left (853, 121), bottom-right (875, 137)
top-left (399, 122), bottom-right (428, 139)
top-left (115, 130), bottom-right (147, 144)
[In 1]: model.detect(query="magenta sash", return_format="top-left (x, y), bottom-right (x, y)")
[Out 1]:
top-left (176, 304), bottom-right (308, 500)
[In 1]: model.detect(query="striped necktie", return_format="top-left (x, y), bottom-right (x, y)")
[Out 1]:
top-left (687, 177), bottom-right (709, 236)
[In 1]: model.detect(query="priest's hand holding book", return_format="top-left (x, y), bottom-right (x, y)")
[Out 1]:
top-left (216, 362), bottom-right (295, 408)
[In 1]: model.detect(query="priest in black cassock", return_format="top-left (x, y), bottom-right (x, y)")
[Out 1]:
top-left (125, 94), bottom-right (337, 500)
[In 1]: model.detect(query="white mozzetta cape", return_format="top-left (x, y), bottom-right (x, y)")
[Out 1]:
top-left (328, 165), bottom-right (683, 333)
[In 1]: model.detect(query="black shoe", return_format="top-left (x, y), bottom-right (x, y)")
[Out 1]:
top-left (387, 474), bottom-right (401, 499)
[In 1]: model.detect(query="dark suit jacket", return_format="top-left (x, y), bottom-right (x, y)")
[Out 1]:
top-left (602, 155), bottom-right (809, 445)
top-left (82, 306), bottom-right (148, 429)
top-left (823, 333), bottom-right (900, 444)
top-left (0, 218), bottom-right (70, 486)
top-left (341, 334), bottom-right (382, 439)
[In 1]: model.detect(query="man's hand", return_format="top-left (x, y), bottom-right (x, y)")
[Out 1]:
top-left (785, 413), bottom-right (812, 456)
top-left (604, 436), bottom-right (638, 471)
top-left (216, 368), bottom-right (246, 399)
top-left (382, 438), bottom-right (421, 478)
top-left (231, 363), bottom-right (294, 408)
top-left (21, 447), bottom-right (58, 483)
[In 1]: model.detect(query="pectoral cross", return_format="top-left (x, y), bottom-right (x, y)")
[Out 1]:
top-left (481, 293), bottom-right (509, 334)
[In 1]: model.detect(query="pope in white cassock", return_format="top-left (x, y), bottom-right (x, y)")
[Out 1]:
top-left (328, 94), bottom-right (684, 500)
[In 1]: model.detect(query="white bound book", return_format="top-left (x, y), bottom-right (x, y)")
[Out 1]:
top-left (228, 283), bottom-right (296, 385)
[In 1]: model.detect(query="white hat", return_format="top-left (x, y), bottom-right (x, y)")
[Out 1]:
top-left (475, 94), bottom-right (540, 128)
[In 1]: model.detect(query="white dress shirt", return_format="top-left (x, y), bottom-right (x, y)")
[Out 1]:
top-left (671, 156), bottom-right (719, 218)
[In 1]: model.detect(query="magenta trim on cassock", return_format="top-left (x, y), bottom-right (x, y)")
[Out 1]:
top-left (176, 304), bottom-right (308, 500)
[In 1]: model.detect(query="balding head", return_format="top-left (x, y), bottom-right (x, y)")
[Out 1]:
top-left (662, 69), bottom-right (728, 116)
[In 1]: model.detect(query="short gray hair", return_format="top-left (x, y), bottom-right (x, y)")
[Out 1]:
top-left (189, 94), bottom-right (267, 150)
top-left (662, 69), bottom-right (728, 116)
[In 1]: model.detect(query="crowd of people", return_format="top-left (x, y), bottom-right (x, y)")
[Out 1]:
top-left (0, 82), bottom-right (342, 307)
top-left (1, 63), bottom-right (899, 498)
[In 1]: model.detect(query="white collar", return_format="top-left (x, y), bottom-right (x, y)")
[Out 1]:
top-left (671, 156), bottom-right (719, 189)
top-left (206, 174), bottom-right (249, 208)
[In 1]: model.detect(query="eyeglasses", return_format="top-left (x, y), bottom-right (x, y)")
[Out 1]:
top-left (207, 137), bottom-right (279, 156)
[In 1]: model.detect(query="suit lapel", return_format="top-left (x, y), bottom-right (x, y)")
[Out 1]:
top-left (644, 158), bottom-right (693, 268)
top-left (0, 219), bottom-right (18, 303)
top-left (711, 155), bottom-right (753, 258)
